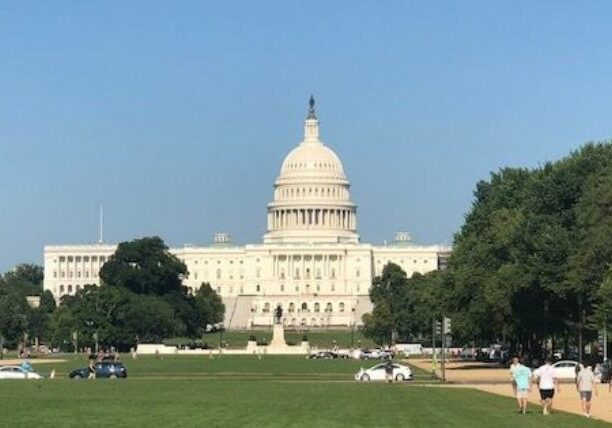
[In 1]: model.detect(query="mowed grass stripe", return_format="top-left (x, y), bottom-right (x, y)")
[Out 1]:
top-left (0, 379), bottom-right (607, 428)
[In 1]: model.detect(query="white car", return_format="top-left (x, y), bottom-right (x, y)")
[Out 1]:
top-left (549, 360), bottom-right (579, 380)
top-left (355, 363), bottom-right (413, 382)
top-left (0, 366), bottom-right (43, 380)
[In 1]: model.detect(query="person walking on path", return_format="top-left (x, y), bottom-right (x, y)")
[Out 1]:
top-left (511, 358), bottom-right (532, 415)
top-left (509, 357), bottom-right (521, 412)
top-left (576, 363), bottom-right (597, 418)
top-left (533, 357), bottom-right (560, 415)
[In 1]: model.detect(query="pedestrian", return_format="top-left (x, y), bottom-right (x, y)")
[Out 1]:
top-left (509, 356), bottom-right (521, 412)
top-left (533, 357), bottom-right (560, 415)
top-left (87, 360), bottom-right (96, 380)
top-left (385, 359), bottom-right (394, 383)
top-left (512, 358), bottom-right (532, 415)
top-left (576, 363), bottom-right (597, 418)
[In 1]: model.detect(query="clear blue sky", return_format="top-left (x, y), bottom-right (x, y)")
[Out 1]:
top-left (1, 1), bottom-right (612, 271)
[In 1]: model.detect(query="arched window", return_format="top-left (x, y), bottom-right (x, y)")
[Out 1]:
top-left (331, 268), bottom-right (336, 279)
top-left (305, 268), bottom-right (311, 279)
top-left (339, 302), bottom-right (345, 312)
top-left (325, 302), bottom-right (332, 312)
top-left (301, 302), bottom-right (308, 311)
top-left (256, 284), bottom-right (261, 293)
top-left (60, 284), bottom-right (65, 294)
top-left (280, 269), bottom-right (285, 280)
top-left (68, 285), bottom-right (73, 294)
top-left (294, 268), bottom-right (300, 279)
top-left (288, 303), bottom-right (295, 313)
top-left (314, 302), bottom-right (320, 313)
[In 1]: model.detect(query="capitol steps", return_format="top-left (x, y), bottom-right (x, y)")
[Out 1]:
top-left (222, 296), bottom-right (253, 330)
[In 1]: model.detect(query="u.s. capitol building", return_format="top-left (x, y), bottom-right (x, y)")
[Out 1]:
top-left (43, 98), bottom-right (450, 330)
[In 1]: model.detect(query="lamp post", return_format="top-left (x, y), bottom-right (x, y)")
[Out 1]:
top-left (577, 296), bottom-right (583, 363)
top-left (85, 320), bottom-right (98, 354)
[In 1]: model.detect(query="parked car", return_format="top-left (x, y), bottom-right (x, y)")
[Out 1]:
top-left (548, 360), bottom-right (579, 380)
top-left (69, 361), bottom-right (127, 379)
top-left (355, 363), bottom-right (413, 382)
top-left (360, 348), bottom-right (393, 360)
top-left (0, 366), bottom-right (43, 380)
top-left (308, 351), bottom-right (338, 359)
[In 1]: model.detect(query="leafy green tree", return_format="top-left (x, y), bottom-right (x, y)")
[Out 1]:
top-left (2, 263), bottom-right (43, 287)
top-left (100, 236), bottom-right (187, 295)
top-left (0, 292), bottom-right (29, 346)
top-left (194, 283), bottom-right (225, 328)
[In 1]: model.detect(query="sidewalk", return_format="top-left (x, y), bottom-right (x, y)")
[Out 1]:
top-left (409, 359), bottom-right (612, 423)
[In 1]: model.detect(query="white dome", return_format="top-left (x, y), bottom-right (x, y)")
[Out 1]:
top-left (279, 142), bottom-right (346, 181)
top-left (263, 97), bottom-right (359, 245)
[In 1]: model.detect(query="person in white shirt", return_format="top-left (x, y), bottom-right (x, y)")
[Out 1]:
top-left (576, 363), bottom-right (597, 418)
top-left (533, 357), bottom-right (560, 415)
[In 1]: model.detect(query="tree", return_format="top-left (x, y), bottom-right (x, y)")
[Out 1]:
top-left (0, 292), bottom-right (29, 346)
top-left (100, 236), bottom-right (187, 296)
top-left (194, 283), bottom-right (225, 328)
top-left (2, 264), bottom-right (43, 287)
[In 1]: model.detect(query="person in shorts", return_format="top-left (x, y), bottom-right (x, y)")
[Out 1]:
top-left (509, 356), bottom-right (521, 411)
top-left (533, 357), bottom-right (559, 415)
top-left (576, 363), bottom-right (597, 418)
top-left (512, 358), bottom-right (532, 414)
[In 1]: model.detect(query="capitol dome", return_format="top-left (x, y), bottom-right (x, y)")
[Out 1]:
top-left (263, 97), bottom-right (359, 245)
top-left (279, 138), bottom-right (346, 182)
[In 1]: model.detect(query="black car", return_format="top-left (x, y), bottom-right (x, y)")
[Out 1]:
top-left (308, 351), bottom-right (339, 360)
top-left (69, 361), bottom-right (128, 379)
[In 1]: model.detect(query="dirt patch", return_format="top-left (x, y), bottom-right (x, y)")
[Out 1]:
top-left (0, 359), bottom-right (66, 365)
top-left (409, 358), bottom-right (511, 383)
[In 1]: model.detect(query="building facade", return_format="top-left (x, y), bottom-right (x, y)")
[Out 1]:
top-left (43, 98), bottom-right (450, 329)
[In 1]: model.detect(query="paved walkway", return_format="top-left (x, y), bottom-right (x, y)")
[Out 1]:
top-left (409, 359), bottom-right (612, 424)
top-left (0, 358), bottom-right (65, 365)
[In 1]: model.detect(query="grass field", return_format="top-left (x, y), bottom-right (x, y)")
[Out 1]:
top-left (1, 356), bottom-right (608, 427)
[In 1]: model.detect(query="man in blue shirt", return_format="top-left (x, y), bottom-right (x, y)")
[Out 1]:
top-left (512, 358), bottom-right (532, 415)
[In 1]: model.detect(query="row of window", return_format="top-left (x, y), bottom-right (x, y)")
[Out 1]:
top-left (190, 267), bottom-right (356, 281)
top-left (212, 283), bottom-right (361, 295)
top-left (377, 258), bottom-right (430, 264)
top-left (275, 186), bottom-right (347, 199)
top-left (256, 302), bottom-right (347, 313)
top-left (53, 270), bottom-right (97, 279)
top-left (56, 256), bottom-right (107, 263)
top-left (57, 284), bottom-right (83, 295)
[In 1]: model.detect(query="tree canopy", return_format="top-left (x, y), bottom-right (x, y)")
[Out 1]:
top-left (363, 142), bottom-right (612, 358)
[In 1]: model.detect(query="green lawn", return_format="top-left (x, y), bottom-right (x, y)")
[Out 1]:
top-left (0, 356), bottom-right (608, 427)
top-left (23, 355), bottom-right (434, 381)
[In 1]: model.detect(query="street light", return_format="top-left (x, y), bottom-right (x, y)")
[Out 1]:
top-left (85, 320), bottom-right (98, 355)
